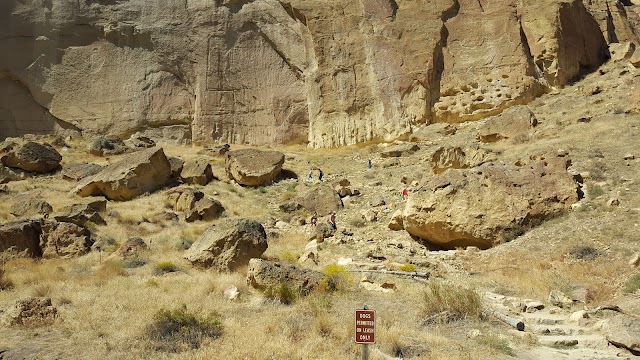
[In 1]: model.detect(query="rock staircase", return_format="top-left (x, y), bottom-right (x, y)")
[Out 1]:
top-left (483, 293), bottom-right (634, 359)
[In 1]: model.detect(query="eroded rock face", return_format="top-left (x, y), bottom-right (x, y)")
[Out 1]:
top-left (1, 0), bottom-right (631, 147)
top-left (61, 163), bottom-right (102, 181)
top-left (225, 149), bottom-right (284, 186)
top-left (430, 146), bottom-right (492, 174)
top-left (403, 154), bottom-right (578, 249)
top-left (280, 186), bottom-right (343, 216)
top-left (0, 220), bottom-right (42, 258)
top-left (606, 315), bottom-right (640, 354)
top-left (40, 221), bottom-right (93, 258)
top-left (477, 106), bottom-right (538, 143)
top-left (10, 199), bottom-right (53, 218)
top-left (0, 140), bottom-right (61, 173)
top-left (246, 258), bottom-right (323, 295)
top-left (184, 219), bottom-right (268, 271)
top-left (73, 147), bottom-right (171, 201)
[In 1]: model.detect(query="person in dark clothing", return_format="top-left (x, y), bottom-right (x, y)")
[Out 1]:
top-left (368, 159), bottom-right (372, 170)
top-left (311, 212), bottom-right (318, 227)
top-left (328, 211), bottom-right (337, 230)
top-left (318, 169), bottom-right (324, 181)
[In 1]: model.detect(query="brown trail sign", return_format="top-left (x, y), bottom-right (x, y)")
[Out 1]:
top-left (354, 309), bottom-right (376, 344)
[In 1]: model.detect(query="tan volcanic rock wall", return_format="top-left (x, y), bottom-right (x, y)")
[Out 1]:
top-left (0, 0), bottom-right (637, 147)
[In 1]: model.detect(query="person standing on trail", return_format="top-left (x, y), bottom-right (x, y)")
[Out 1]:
top-left (368, 159), bottom-right (372, 170)
top-left (318, 169), bottom-right (324, 181)
top-left (307, 170), bottom-right (313, 181)
top-left (310, 212), bottom-right (318, 227)
top-left (328, 211), bottom-right (337, 230)
top-left (402, 187), bottom-right (408, 200)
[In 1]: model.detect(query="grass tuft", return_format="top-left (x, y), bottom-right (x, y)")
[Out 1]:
top-left (398, 264), bottom-right (417, 272)
top-left (154, 261), bottom-right (179, 275)
top-left (422, 281), bottom-right (483, 321)
top-left (264, 283), bottom-right (299, 305)
top-left (623, 273), bottom-right (640, 294)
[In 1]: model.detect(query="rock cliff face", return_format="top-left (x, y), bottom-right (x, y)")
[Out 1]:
top-left (1, 0), bottom-right (637, 147)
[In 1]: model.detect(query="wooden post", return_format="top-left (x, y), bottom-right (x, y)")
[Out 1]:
top-left (362, 305), bottom-right (369, 360)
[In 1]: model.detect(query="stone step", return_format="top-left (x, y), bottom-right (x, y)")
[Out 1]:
top-left (538, 335), bottom-right (609, 349)
top-left (524, 315), bottom-right (566, 325)
top-left (531, 325), bottom-right (586, 336)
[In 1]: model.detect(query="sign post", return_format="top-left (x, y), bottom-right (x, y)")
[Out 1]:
top-left (355, 305), bottom-right (376, 360)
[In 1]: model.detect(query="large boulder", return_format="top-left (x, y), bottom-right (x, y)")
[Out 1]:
top-left (181, 158), bottom-right (213, 185)
top-left (73, 147), bottom-right (171, 201)
top-left (0, 220), bottom-right (42, 258)
top-left (403, 154), bottom-right (578, 249)
top-left (10, 199), bottom-right (53, 218)
top-left (40, 222), bottom-right (93, 258)
top-left (167, 187), bottom-right (225, 222)
top-left (280, 186), bottom-right (343, 216)
top-left (184, 219), bottom-right (268, 271)
top-left (430, 146), bottom-right (492, 174)
top-left (477, 106), bottom-right (538, 143)
top-left (0, 141), bottom-right (61, 173)
top-left (246, 258), bottom-right (324, 295)
top-left (54, 198), bottom-right (107, 226)
top-left (606, 315), bottom-right (640, 355)
top-left (225, 149), bottom-right (284, 186)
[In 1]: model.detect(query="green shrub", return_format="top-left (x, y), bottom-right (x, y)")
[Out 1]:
top-left (279, 251), bottom-right (300, 264)
top-left (422, 281), bottom-right (482, 320)
top-left (624, 273), bottom-right (640, 294)
top-left (319, 264), bottom-right (351, 293)
top-left (0, 268), bottom-right (14, 291)
top-left (146, 306), bottom-right (223, 352)
top-left (264, 284), bottom-right (298, 305)
top-left (154, 261), bottom-right (178, 275)
top-left (257, 187), bottom-right (267, 194)
top-left (398, 264), bottom-right (417, 272)
top-left (587, 183), bottom-right (605, 199)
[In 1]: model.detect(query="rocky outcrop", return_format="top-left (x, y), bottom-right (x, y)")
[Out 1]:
top-left (9, 199), bottom-right (53, 218)
top-left (0, 0), bottom-right (625, 147)
top-left (225, 149), bottom-right (284, 186)
top-left (246, 258), bottom-right (323, 295)
top-left (403, 154), bottom-right (578, 249)
top-left (105, 237), bottom-right (148, 262)
top-left (61, 163), bottom-right (102, 181)
top-left (184, 219), bottom-right (268, 271)
top-left (73, 147), bottom-right (171, 201)
top-left (430, 146), bottom-right (492, 174)
top-left (0, 140), bottom-right (61, 173)
top-left (88, 136), bottom-right (129, 157)
top-left (381, 144), bottom-right (420, 158)
top-left (3, 297), bottom-right (57, 326)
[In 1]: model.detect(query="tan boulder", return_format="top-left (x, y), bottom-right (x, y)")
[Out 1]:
top-left (609, 41), bottom-right (637, 62)
top-left (477, 106), bottom-right (538, 143)
top-left (246, 258), bottom-right (323, 295)
top-left (430, 146), bottom-right (492, 174)
top-left (0, 141), bottom-right (61, 173)
top-left (184, 219), bottom-right (267, 271)
top-left (403, 155), bottom-right (577, 249)
top-left (225, 149), bottom-right (284, 186)
top-left (280, 185), bottom-right (343, 216)
top-left (105, 237), bottom-right (148, 262)
top-left (73, 147), bottom-right (171, 201)
top-left (180, 158), bottom-right (213, 185)
top-left (388, 209), bottom-right (404, 231)
top-left (88, 135), bottom-right (129, 157)
top-left (184, 197), bottom-right (225, 222)
top-left (606, 315), bottom-right (640, 354)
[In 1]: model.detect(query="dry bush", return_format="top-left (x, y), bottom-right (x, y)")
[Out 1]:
top-left (146, 306), bottom-right (223, 352)
top-left (624, 273), bottom-right (640, 294)
top-left (153, 261), bottom-right (179, 276)
top-left (0, 268), bottom-right (14, 291)
top-left (422, 281), bottom-right (483, 321)
top-left (31, 283), bottom-right (52, 297)
top-left (264, 283), bottom-right (299, 305)
top-left (319, 264), bottom-right (352, 293)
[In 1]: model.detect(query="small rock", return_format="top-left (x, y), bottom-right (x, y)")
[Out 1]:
top-left (223, 286), bottom-right (239, 301)
top-left (607, 198), bottom-right (620, 207)
top-left (525, 301), bottom-right (545, 313)
top-left (360, 276), bottom-right (396, 293)
top-left (623, 154), bottom-right (635, 160)
top-left (569, 310), bottom-right (589, 323)
top-left (362, 209), bottom-right (377, 222)
top-left (88, 135), bottom-right (129, 157)
top-left (388, 209), bottom-right (404, 231)
top-left (337, 257), bottom-right (352, 266)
